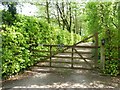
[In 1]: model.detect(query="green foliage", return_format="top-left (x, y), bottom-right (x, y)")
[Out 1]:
top-left (104, 60), bottom-right (119, 76)
top-left (2, 10), bottom-right (16, 25)
top-left (2, 2), bottom-right (17, 25)
top-left (1, 24), bottom-right (30, 77)
top-left (85, 2), bottom-right (119, 76)
top-left (1, 12), bottom-right (81, 79)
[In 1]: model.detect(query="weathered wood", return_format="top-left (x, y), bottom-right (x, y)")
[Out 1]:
top-left (62, 51), bottom-right (92, 54)
top-left (94, 32), bottom-right (98, 68)
top-left (74, 48), bottom-right (93, 68)
top-left (71, 47), bottom-right (74, 68)
top-left (100, 44), bottom-right (105, 70)
top-left (74, 34), bottom-right (95, 46)
top-left (38, 60), bottom-right (92, 64)
top-left (31, 32), bottom-right (100, 70)
top-left (41, 45), bottom-right (99, 48)
top-left (52, 56), bottom-right (71, 58)
top-left (31, 33), bottom-right (100, 63)
top-left (32, 44), bottom-right (100, 48)
top-left (73, 46), bottom-right (100, 48)
top-left (52, 56), bottom-right (93, 59)
top-left (35, 65), bottom-right (93, 70)
top-left (31, 50), bottom-right (55, 53)
top-left (50, 46), bottom-right (52, 67)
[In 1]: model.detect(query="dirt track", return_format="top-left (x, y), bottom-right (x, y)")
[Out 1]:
top-left (2, 42), bottom-right (120, 89)
top-left (2, 68), bottom-right (120, 89)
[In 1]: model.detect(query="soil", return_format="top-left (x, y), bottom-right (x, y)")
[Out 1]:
top-left (1, 42), bottom-right (120, 89)
top-left (1, 67), bottom-right (120, 89)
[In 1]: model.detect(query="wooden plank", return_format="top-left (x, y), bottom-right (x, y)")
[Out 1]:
top-left (35, 65), bottom-right (93, 70)
top-left (55, 33), bottom-right (99, 55)
top-left (31, 33), bottom-right (99, 60)
top-left (50, 46), bottom-right (52, 67)
top-left (71, 47), bottom-right (74, 68)
top-left (73, 46), bottom-right (100, 48)
top-left (52, 56), bottom-right (71, 58)
top-left (31, 50), bottom-right (55, 53)
top-left (74, 48), bottom-right (93, 68)
top-left (62, 51), bottom-right (92, 54)
top-left (94, 32), bottom-right (98, 68)
top-left (100, 44), bottom-right (105, 70)
top-left (73, 35), bottom-right (94, 45)
top-left (41, 45), bottom-right (99, 48)
top-left (32, 44), bottom-right (100, 48)
top-left (31, 52), bottom-right (93, 60)
top-left (38, 60), bottom-right (92, 64)
top-left (31, 33), bottom-right (100, 65)
top-left (52, 56), bottom-right (93, 59)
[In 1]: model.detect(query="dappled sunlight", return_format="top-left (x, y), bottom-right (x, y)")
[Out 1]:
top-left (2, 68), bottom-right (120, 88)
top-left (1, 1), bottom-right (120, 89)
top-left (73, 70), bottom-right (89, 74)
top-left (55, 54), bottom-right (71, 57)
top-left (12, 81), bottom-right (115, 88)
top-left (33, 73), bottom-right (50, 78)
top-left (77, 42), bottom-right (93, 46)
top-left (75, 49), bottom-right (92, 52)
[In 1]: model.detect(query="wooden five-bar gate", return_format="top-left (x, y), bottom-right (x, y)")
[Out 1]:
top-left (32, 32), bottom-right (100, 70)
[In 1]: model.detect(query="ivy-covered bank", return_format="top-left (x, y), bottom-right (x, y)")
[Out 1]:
top-left (1, 11), bottom-right (81, 79)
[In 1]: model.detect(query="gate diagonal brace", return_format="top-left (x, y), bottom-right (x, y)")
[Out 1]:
top-left (73, 48), bottom-right (93, 68)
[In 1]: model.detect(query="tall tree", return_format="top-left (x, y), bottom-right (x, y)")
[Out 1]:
top-left (69, 2), bottom-right (72, 32)
top-left (46, 0), bottom-right (50, 23)
top-left (2, 2), bottom-right (17, 25)
top-left (118, 2), bottom-right (120, 59)
top-left (62, 1), bottom-right (65, 30)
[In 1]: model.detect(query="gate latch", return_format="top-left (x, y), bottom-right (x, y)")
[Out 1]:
top-left (101, 39), bottom-right (105, 45)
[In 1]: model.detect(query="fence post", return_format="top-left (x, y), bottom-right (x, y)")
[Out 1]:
top-left (50, 46), bottom-right (52, 67)
top-left (100, 39), bottom-right (105, 70)
top-left (95, 32), bottom-right (98, 68)
top-left (71, 46), bottom-right (74, 68)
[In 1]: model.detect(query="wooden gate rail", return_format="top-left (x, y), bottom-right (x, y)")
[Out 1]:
top-left (35, 65), bottom-right (93, 70)
top-left (32, 45), bottom-right (100, 69)
top-left (36, 60), bottom-right (92, 64)
top-left (32, 50), bottom-right (93, 54)
top-left (94, 32), bottom-right (98, 67)
top-left (31, 45), bottom-right (100, 59)
top-left (32, 55), bottom-right (94, 60)
top-left (31, 32), bottom-right (99, 69)
top-left (73, 48), bottom-right (93, 68)
top-left (31, 32), bottom-right (99, 60)
top-left (32, 44), bottom-right (100, 48)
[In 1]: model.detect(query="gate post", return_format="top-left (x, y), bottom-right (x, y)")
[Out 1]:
top-left (100, 39), bottom-right (105, 70)
top-left (71, 46), bottom-right (74, 68)
top-left (95, 32), bottom-right (98, 68)
top-left (50, 45), bottom-right (52, 67)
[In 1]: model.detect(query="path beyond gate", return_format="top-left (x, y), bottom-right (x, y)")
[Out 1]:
top-left (32, 32), bottom-right (100, 70)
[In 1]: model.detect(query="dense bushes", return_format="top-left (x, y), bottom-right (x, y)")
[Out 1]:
top-left (86, 2), bottom-right (119, 76)
top-left (1, 11), bottom-right (81, 79)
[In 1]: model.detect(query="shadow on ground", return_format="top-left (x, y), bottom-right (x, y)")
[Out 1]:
top-left (2, 67), bottom-right (120, 89)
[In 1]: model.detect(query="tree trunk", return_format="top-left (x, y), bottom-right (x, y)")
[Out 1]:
top-left (69, 2), bottom-right (72, 33)
top-left (56, 1), bottom-right (61, 27)
top-left (62, 2), bottom-right (65, 30)
top-left (56, 3), bottom-right (70, 32)
top-left (118, 2), bottom-right (120, 59)
top-left (46, 0), bottom-right (50, 23)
